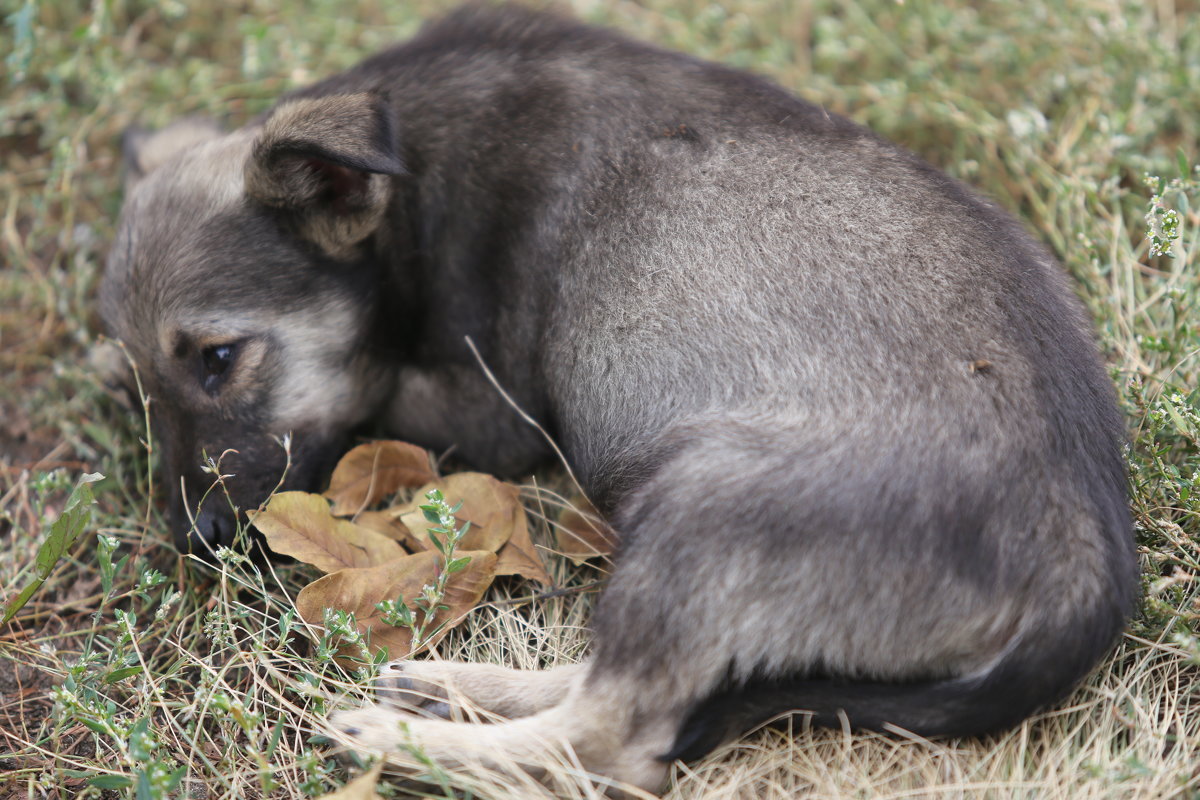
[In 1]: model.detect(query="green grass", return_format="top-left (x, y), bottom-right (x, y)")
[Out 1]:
top-left (2, 0), bottom-right (1198, 797)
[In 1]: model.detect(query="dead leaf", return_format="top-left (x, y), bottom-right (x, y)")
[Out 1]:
top-left (353, 510), bottom-right (425, 553)
top-left (556, 495), bottom-right (619, 564)
top-left (389, 473), bottom-right (551, 584)
top-left (325, 441), bottom-right (436, 516)
top-left (392, 473), bottom-right (520, 554)
top-left (251, 491), bottom-right (405, 572)
top-left (496, 509), bottom-right (552, 586)
top-left (296, 549), bottom-right (497, 659)
top-left (315, 762), bottom-right (383, 799)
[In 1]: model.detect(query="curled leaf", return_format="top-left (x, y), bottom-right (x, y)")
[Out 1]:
top-left (496, 509), bottom-right (552, 586)
top-left (555, 495), bottom-right (619, 564)
top-left (352, 510), bottom-right (426, 553)
top-left (393, 473), bottom-right (521, 554)
top-left (389, 473), bottom-right (551, 585)
top-left (324, 441), bottom-right (436, 516)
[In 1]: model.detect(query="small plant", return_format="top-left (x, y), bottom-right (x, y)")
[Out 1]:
top-left (376, 489), bottom-right (474, 650)
top-left (315, 607), bottom-right (373, 669)
top-left (3, 472), bottom-right (103, 623)
top-left (51, 570), bottom-right (191, 797)
top-left (1128, 376), bottom-right (1200, 662)
top-left (1144, 153), bottom-right (1197, 259)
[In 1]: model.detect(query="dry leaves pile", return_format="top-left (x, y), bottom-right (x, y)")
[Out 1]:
top-left (250, 441), bottom-right (616, 660)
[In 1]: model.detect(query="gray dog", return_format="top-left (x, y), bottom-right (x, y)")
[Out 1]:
top-left (100, 4), bottom-right (1136, 792)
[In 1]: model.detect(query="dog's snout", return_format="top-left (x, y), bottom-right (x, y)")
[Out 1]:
top-left (196, 505), bottom-right (226, 547)
top-left (180, 504), bottom-right (234, 553)
top-left (160, 432), bottom-right (344, 559)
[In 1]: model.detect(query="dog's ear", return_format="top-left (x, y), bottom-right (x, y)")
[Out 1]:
top-left (122, 118), bottom-right (224, 191)
top-left (245, 93), bottom-right (405, 259)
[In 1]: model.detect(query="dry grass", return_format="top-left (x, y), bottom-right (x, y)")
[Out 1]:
top-left (2, 0), bottom-right (1199, 798)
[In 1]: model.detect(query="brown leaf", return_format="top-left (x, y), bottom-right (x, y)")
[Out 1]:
top-left (392, 473), bottom-right (521, 554)
top-left (251, 491), bottom-right (404, 572)
top-left (353, 510), bottom-right (425, 553)
top-left (556, 495), bottom-right (619, 564)
top-left (296, 549), bottom-right (497, 659)
top-left (315, 763), bottom-right (384, 799)
top-left (496, 509), bottom-right (552, 586)
top-left (324, 441), bottom-right (436, 516)
top-left (390, 473), bottom-right (551, 584)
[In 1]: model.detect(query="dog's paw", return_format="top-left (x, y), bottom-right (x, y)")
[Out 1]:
top-left (329, 703), bottom-right (542, 773)
top-left (375, 660), bottom-right (583, 720)
top-left (376, 661), bottom-right (454, 718)
top-left (330, 704), bottom-right (423, 753)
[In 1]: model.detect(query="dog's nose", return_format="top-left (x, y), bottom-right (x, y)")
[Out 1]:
top-left (188, 505), bottom-right (229, 551)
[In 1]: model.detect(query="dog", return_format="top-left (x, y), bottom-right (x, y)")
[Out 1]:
top-left (100, 3), bottom-right (1137, 792)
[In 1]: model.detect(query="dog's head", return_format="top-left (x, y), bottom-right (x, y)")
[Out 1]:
top-left (100, 94), bottom-right (406, 554)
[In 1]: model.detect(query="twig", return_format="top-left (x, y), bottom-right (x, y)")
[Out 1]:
top-left (489, 579), bottom-right (607, 607)
top-left (463, 335), bottom-right (591, 505)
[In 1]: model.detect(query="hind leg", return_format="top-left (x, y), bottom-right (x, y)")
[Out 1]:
top-left (377, 661), bottom-right (583, 719)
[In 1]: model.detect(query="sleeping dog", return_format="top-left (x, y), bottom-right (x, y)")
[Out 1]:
top-left (100, 4), bottom-right (1135, 792)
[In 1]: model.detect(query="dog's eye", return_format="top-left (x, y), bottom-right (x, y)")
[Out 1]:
top-left (200, 343), bottom-right (237, 393)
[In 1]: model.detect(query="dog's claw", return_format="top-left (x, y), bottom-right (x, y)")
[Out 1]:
top-left (376, 661), bottom-right (448, 711)
top-left (422, 701), bottom-right (453, 719)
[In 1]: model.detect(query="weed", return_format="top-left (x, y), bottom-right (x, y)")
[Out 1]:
top-left (376, 489), bottom-right (475, 652)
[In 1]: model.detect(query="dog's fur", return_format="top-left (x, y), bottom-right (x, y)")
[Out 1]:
top-left (100, 4), bottom-right (1136, 792)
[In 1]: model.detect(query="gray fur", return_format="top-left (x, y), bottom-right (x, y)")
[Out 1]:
top-left (101, 4), bottom-right (1135, 791)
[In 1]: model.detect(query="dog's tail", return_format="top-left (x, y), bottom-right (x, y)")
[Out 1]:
top-left (663, 608), bottom-right (1125, 762)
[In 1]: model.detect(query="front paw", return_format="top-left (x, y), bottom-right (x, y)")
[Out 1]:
top-left (376, 660), bottom-right (454, 718)
top-left (330, 704), bottom-right (422, 753)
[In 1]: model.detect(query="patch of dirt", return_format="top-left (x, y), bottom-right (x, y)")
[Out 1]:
top-left (0, 618), bottom-right (95, 800)
top-left (0, 407), bottom-right (67, 475)
top-left (0, 341), bottom-right (78, 478)
top-left (0, 629), bottom-right (58, 747)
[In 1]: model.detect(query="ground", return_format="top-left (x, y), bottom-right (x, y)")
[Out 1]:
top-left (1, 0), bottom-right (1198, 798)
